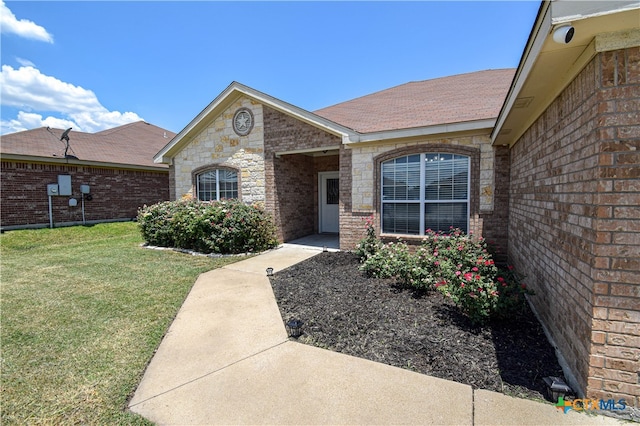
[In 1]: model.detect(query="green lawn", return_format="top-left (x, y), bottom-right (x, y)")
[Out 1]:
top-left (1, 222), bottom-right (243, 424)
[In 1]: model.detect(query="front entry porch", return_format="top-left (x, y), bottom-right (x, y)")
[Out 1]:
top-left (283, 233), bottom-right (340, 251)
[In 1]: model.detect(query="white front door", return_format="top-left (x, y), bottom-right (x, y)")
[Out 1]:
top-left (319, 172), bottom-right (339, 233)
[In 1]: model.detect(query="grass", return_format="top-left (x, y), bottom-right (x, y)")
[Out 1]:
top-left (1, 222), bottom-right (243, 424)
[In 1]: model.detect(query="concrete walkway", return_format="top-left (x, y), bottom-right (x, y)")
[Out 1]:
top-left (128, 246), bottom-right (625, 425)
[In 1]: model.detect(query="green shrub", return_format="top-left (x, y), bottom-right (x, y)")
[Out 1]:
top-left (137, 198), bottom-right (278, 254)
top-left (355, 215), bottom-right (382, 260)
top-left (356, 226), bottom-right (533, 324)
top-left (135, 200), bottom-right (182, 247)
top-left (360, 241), bottom-right (412, 284)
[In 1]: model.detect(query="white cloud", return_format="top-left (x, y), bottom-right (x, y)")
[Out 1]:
top-left (16, 57), bottom-right (35, 67)
top-left (0, 65), bottom-right (143, 134)
top-left (0, 0), bottom-right (53, 43)
top-left (1, 111), bottom-right (76, 134)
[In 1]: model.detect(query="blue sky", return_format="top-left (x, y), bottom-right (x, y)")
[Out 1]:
top-left (1, 1), bottom-right (540, 135)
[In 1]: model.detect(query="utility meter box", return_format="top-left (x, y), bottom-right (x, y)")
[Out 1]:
top-left (80, 185), bottom-right (90, 194)
top-left (58, 175), bottom-right (72, 196)
top-left (47, 184), bottom-right (59, 196)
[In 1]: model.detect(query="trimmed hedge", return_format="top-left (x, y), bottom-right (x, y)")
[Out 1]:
top-left (137, 198), bottom-right (278, 254)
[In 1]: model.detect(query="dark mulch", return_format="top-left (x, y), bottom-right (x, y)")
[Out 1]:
top-left (269, 251), bottom-right (563, 401)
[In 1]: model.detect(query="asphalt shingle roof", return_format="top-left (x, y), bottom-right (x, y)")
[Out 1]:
top-left (314, 69), bottom-right (516, 133)
top-left (0, 121), bottom-right (175, 168)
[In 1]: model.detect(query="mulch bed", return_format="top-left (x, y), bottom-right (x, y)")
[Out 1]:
top-left (269, 251), bottom-right (563, 401)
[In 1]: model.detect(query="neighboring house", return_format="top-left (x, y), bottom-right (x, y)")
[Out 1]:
top-left (1, 121), bottom-right (175, 230)
top-left (154, 0), bottom-right (639, 406)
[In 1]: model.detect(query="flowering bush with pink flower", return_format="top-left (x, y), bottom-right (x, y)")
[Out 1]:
top-left (357, 226), bottom-right (533, 324)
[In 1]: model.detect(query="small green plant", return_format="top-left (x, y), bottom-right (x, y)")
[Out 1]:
top-left (360, 240), bottom-right (412, 285)
top-left (355, 226), bottom-right (533, 324)
top-left (137, 198), bottom-right (278, 254)
top-left (355, 215), bottom-right (382, 260)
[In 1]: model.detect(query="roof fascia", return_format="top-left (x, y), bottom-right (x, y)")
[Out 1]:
top-left (491, 0), bottom-right (550, 144)
top-left (1, 153), bottom-right (168, 172)
top-left (154, 82), bottom-right (355, 164)
top-left (345, 118), bottom-right (496, 146)
top-left (275, 145), bottom-right (341, 158)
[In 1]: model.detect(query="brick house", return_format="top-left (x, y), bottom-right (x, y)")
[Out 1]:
top-left (154, 1), bottom-right (638, 406)
top-left (1, 121), bottom-right (174, 230)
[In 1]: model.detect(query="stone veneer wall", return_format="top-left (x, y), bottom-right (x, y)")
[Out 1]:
top-left (171, 97), bottom-right (266, 204)
top-left (340, 134), bottom-right (510, 259)
top-left (509, 47), bottom-right (639, 405)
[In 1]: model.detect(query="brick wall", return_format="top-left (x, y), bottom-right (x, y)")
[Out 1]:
top-left (481, 145), bottom-right (510, 264)
top-left (589, 47), bottom-right (640, 406)
top-left (1, 160), bottom-right (169, 229)
top-left (262, 105), bottom-right (341, 242)
top-left (509, 47), bottom-right (639, 405)
top-left (339, 146), bottom-right (372, 250)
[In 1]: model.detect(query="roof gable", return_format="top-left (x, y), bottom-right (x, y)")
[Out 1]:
top-left (154, 82), bottom-right (354, 163)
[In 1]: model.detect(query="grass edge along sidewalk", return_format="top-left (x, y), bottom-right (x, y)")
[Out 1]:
top-left (1, 222), bottom-right (242, 425)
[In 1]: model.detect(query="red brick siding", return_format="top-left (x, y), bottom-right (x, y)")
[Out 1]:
top-left (509, 47), bottom-right (640, 405)
top-left (169, 164), bottom-right (176, 201)
top-left (480, 145), bottom-right (510, 264)
top-left (590, 47), bottom-right (640, 407)
top-left (1, 161), bottom-right (169, 229)
top-left (338, 146), bottom-right (371, 250)
top-left (262, 106), bottom-right (341, 242)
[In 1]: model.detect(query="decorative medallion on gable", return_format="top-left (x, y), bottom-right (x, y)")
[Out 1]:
top-left (232, 108), bottom-right (254, 136)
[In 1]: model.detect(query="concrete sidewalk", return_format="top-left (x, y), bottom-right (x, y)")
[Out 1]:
top-left (128, 246), bottom-right (625, 425)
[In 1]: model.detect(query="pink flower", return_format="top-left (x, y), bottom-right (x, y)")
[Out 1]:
top-left (475, 275), bottom-right (481, 280)
top-left (433, 251), bottom-right (438, 257)
top-left (464, 272), bottom-right (473, 281)
top-left (485, 260), bottom-right (494, 266)
top-left (472, 267), bottom-right (479, 272)
top-left (497, 277), bottom-right (505, 283)
top-left (460, 283), bottom-right (465, 288)
top-left (434, 261), bottom-right (440, 266)
top-left (455, 271), bottom-right (461, 276)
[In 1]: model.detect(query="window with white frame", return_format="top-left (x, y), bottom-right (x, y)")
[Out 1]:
top-left (381, 153), bottom-right (470, 234)
top-left (196, 169), bottom-right (238, 201)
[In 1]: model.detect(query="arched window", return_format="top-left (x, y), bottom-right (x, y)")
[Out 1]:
top-left (381, 153), bottom-right (469, 234)
top-left (196, 169), bottom-right (238, 201)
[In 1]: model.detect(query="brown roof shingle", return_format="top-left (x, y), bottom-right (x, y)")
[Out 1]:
top-left (0, 121), bottom-right (175, 168)
top-left (314, 69), bottom-right (515, 133)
